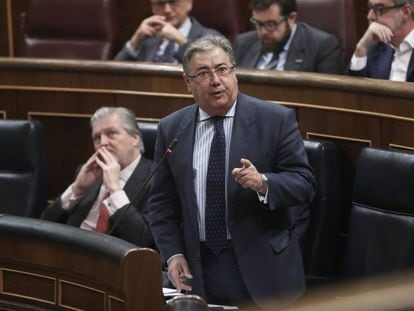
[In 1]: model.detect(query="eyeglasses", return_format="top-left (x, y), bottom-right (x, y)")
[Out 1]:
top-left (151, 0), bottom-right (182, 9)
top-left (186, 65), bottom-right (235, 81)
top-left (367, 3), bottom-right (404, 16)
top-left (250, 15), bottom-right (288, 32)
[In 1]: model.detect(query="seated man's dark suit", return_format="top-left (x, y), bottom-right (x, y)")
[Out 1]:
top-left (348, 42), bottom-right (414, 82)
top-left (149, 92), bottom-right (315, 306)
top-left (233, 22), bottom-right (341, 74)
top-left (41, 157), bottom-right (154, 247)
top-left (115, 17), bottom-right (221, 62)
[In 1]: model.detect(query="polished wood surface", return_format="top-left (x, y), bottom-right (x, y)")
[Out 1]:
top-left (0, 57), bottom-right (413, 204)
top-left (0, 215), bottom-right (165, 311)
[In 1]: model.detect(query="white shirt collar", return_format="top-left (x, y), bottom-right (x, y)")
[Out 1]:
top-left (198, 99), bottom-right (237, 122)
top-left (119, 153), bottom-right (141, 183)
top-left (178, 17), bottom-right (192, 38)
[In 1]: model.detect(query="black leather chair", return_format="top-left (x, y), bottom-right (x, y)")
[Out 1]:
top-left (138, 120), bottom-right (159, 161)
top-left (191, 0), bottom-right (247, 42)
top-left (0, 120), bottom-right (47, 218)
top-left (303, 139), bottom-right (343, 286)
top-left (342, 147), bottom-right (414, 280)
top-left (166, 295), bottom-right (209, 311)
top-left (18, 0), bottom-right (119, 59)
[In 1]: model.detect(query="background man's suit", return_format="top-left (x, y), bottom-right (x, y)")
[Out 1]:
top-left (42, 157), bottom-right (154, 247)
top-left (233, 22), bottom-right (341, 74)
top-left (115, 17), bottom-right (220, 62)
top-left (149, 93), bottom-right (315, 304)
top-left (348, 42), bottom-right (414, 82)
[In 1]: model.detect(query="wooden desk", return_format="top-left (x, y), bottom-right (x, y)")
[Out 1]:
top-left (0, 214), bottom-right (165, 311)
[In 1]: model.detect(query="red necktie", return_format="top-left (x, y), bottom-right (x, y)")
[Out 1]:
top-left (95, 190), bottom-right (110, 233)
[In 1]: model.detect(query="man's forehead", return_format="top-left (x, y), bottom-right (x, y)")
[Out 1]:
top-left (369, 0), bottom-right (394, 5)
top-left (151, 0), bottom-right (178, 3)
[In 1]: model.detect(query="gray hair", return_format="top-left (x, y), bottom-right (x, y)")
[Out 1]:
top-left (90, 107), bottom-right (145, 153)
top-left (395, 0), bottom-right (414, 17)
top-left (182, 35), bottom-right (236, 75)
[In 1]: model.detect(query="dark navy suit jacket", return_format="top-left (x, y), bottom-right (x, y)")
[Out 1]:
top-left (149, 93), bottom-right (315, 306)
top-left (348, 42), bottom-right (414, 82)
top-left (233, 22), bottom-right (341, 74)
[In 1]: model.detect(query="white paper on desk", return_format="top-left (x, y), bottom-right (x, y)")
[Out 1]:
top-left (162, 287), bottom-right (183, 297)
top-left (208, 304), bottom-right (238, 310)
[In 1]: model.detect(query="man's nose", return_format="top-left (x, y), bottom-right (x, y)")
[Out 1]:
top-left (100, 134), bottom-right (109, 145)
top-left (367, 8), bottom-right (377, 21)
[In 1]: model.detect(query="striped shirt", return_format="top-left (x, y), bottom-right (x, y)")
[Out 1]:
top-left (193, 102), bottom-right (236, 241)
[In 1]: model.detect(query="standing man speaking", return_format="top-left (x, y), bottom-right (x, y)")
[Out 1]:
top-left (149, 35), bottom-right (315, 308)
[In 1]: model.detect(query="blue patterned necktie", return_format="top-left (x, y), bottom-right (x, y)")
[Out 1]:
top-left (205, 116), bottom-right (227, 255)
top-left (153, 40), bottom-right (176, 63)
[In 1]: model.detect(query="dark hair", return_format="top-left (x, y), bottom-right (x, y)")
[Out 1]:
top-left (182, 35), bottom-right (235, 75)
top-left (90, 107), bottom-right (145, 153)
top-left (249, 0), bottom-right (296, 15)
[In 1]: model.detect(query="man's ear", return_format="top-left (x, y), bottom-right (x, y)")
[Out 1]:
top-left (183, 73), bottom-right (192, 92)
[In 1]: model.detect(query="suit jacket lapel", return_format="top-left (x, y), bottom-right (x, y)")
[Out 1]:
top-left (376, 45), bottom-right (394, 79)
top-left (406, 50), bottom-right (414, 82)
top-left (285, 26), bottom-right (305, 71)
top-left (248, 39), bottom-right (264, 68)
top-left (227, 94), bottom-right (255, 209)
top-left (175, 106), bottom-right (199, 231)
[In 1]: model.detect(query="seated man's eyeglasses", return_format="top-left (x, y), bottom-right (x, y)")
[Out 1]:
top-left (151, 0), bottom-right (182, 8)
top-left (367, 3), bottom-right (405, 16)
top-left (250, 16), bottom-right (288, 32)
top-left (186, 65), bottom-right (235, 81)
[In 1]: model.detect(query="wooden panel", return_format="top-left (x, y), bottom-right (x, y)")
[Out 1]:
top-left (59, 280), bottom-right (105, 310)
top-left (0, 58), bottom-right (413, 204)
top-left (1, 269), bottom-right (55, 304)
top-left (0, 215), bottom-right (165, 311)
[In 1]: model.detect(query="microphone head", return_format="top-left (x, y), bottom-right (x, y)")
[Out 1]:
top-left (166, 138), bottom-right (178, 155)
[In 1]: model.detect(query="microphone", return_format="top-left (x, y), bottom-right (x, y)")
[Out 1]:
top-left (107, 138), bottom-right (178, 236)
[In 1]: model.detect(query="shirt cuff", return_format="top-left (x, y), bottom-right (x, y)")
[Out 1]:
top-left (167, 254), bottom-right (184, 265)
top-left (106, 190), bottom-right (130, 216)
top-left (60, 184), bottom-right (82, 210)
top-left (125, 41), bottom-right (140, 58)
top-left (257, 189), bottom-right (269, 204)
top-left (350, 54), bottom-right (368, 71)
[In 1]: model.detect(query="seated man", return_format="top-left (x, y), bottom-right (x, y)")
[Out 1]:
top-left (233, 0), bottom-right (341, 74)
top-left (42, 107), bottom-right (154, 247)
top-left (115, 0), bottom-right (220, 63)
top-left (348, 0), bottom-right (414, 82)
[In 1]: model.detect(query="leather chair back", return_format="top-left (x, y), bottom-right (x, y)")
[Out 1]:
top-left (0, 120), bottom-right (47, 217)
top-left (297, 0), bottom-right (357, 70)
top-left (303, 139), bottom-right (343, 286)
top-left (191, 0), bottom-right (246, 41)
top-left (138, 120), bottom-right (159, 161)
top-left (342, 148), bottom-right (414, 279)
top-left (18, 0), bottom-right (118, 59)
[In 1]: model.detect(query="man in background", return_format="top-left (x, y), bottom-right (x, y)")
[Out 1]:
top-left (233, 0), bottom-right (341, 74)
top-left (348, 0), bottom-right (414, 82)
top-left (42, 107), bottom-right (154, 247)
top-left (115, 0), bottom-right (220, 63)
top-left (149, 35), bottom-right (315, 308)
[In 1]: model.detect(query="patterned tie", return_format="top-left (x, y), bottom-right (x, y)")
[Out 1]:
top-left (153, 40), bottom-right (176, 63)
top-left (95, 190), bottom-right (110, 233)
top-left (205, 116), bottom-right (227, 255)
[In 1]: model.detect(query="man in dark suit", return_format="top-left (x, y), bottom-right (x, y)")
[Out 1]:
top-left (149, 35), bottom-right (315, 308)
top-left (114, 0), bottom-right (220, 63)
top-left (233, 0), bottom-right (341, 74)
top-left (348, 0), bottom-right (414, 82)
top-left (42, 107), bottom-right (154, 247)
